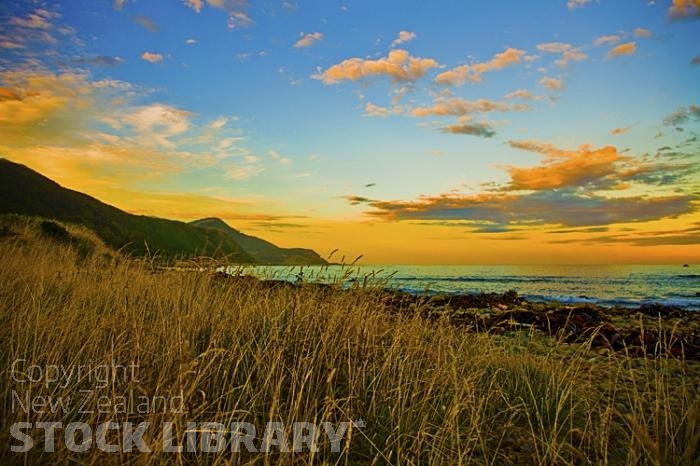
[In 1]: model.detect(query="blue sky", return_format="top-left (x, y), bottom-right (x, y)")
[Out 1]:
top-left (0, 0), bottom-right (699, 263)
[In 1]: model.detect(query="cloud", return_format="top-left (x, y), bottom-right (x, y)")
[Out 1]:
top-left (607, 41), bottom-right (636, 58)
top-left (344, 140), bottom-right (696, 229)
top-left (634, 27), bottom-right (652, 38)
top-left (611, 126), bottom-right (631, 135)
top-left (435, 47), bottom-right (526, 85)
top-left (9, 8), bottom-right (56, 30)
top-left (209, 0), bottom-right (253, 28)
top-left (185, 38), bottom-right (197, 45)
top-left (0, 71), bottom-right (95, 132)
top-left (113, 103), bottom-right (193, 149)
top-left (294, 32), bottom-right (322, 48)
top-left (0, 68), bottom-right (282, 211)
top-left (692, 54), bottom-right (700, 65)
top-left (364, 102), bottom-right (390, 117)
top-left (269, 149), bottom-right (292, 166)
top-left (505, 141), bottom-right (631, 190)
top-left (0, 87), bottom-right (22, 101)
top-left (504, 89), bottom-right (544, 101)
top-left (133, 15), bottom-right (158, 32)
top-left (505, 140), bottom-right (696, 191)
top-left (410, 97), bottom-right (528, 117)
top-left (282, 0), bottom-right (298, 11)
top-left (567, 0), bottom-right (595, 9)
top-left (182, 0), bottom-right (253, 28)
top-left (668, 0), bottom-right (700, 19)
top-left (236, 50), bottom-right (268, 62)
top-left (0, 6), bottom-right (75, 52)
top-left (663, 105), bottom-right (700, 126)
top-left (141, 52), bottom-right (164, 63)
top-left (0, 40), bottom-right (23, 49)
top-left (72, 56), bottom-right (125, 67)
top-left (440, 122), bottom-right (496, 138)
top-left (562, 224), bottom-right (700, 247)
top-left (539, 76), bottom-right (564, 90)
top-left (184, 0), bottom-right (203, 13)
top-left (345, 190), bottom-right (694, 228)
top-left (391, 30), bottom-right (416, 48)
top-left (593, 35), bottom-right (621, 46)
top-left (314, 49), bottom-right (439, 84)
top-left (536, 42), bottom-right (587, 67)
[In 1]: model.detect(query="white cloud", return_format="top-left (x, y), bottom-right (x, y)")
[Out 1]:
top-left (567, 0), bottom-right (594, 9)
top-left (118, 103), bottom-right (192, 148)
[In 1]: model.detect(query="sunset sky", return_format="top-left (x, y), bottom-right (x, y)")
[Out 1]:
top-left (1, 0), bottom-right (699, 264)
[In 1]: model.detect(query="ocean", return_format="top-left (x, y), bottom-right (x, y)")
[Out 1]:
top-left (235, 264), bottom-right (700, 311)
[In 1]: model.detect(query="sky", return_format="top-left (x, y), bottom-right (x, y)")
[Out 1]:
top-left (0, 0), bottom-right (699, 264)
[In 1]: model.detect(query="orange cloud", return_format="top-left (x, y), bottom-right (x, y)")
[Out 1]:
top-left (504, 89), bottom-right (544, 101)
top-left (536, 42), bottom-right (587, 67)
top-left (391, 30), bottom-right (416, 48)
top-left (435, 47), bottom-right (526, 85)
top-left (607, 41), bottom-right (636, 58)
top-left (141, 51), bottom-right (163, 63)
top-left (539, 76), bottom-right (564, 90)
top-left (634, 27), bottom-right (652, 38)
top-left (0, 72), bottom-right (93, 128)
top-left (364, 102), bottom-right (390, 117)
top-left (134, 15), bottom-right (157, 32)
top-left (668, 0), bottom-right (700, 19)
top-left (0, 87), bottom-right (22, 101)
top-left (9, 8), bottom-right (56, 30)
top-left (410, 97), bottom-right (527, 117)
top-left (344, 140), bottom-right (697, 234)
top-left (182, 0), bottom-right (253, 28)
top-left (294, 32), bottom-right (322, 48)
top-left (611, 126), bottom-right (630, 135)
top-left (314, 49), bottom-right (438, 84)
top-left (505, 141), bottom-right (628, 190)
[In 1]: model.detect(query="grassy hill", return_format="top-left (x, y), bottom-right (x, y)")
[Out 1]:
top-left (191, 217), bottom-right (328, 265)
top-left (0, 158), bottom-right (254, 261)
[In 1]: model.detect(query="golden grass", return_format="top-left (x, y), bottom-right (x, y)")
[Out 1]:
top-left (0, 216), bottom-right (698, 465)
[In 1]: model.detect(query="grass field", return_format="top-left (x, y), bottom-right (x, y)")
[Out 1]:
top-left (1, 216), bottom-right (698, 465)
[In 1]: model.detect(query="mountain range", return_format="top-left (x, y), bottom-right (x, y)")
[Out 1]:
top-left (0, 158), bottom-right (326, 264)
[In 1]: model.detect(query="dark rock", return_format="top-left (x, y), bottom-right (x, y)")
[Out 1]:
top-left (637, 303), bottom-right (685, 318)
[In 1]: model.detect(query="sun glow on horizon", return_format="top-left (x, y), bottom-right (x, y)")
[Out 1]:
top-left (0, 0), bottom-right (698, 264)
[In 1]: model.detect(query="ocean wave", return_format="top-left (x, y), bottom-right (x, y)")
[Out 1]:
top-left (394, 275), bottom-right (587, 284)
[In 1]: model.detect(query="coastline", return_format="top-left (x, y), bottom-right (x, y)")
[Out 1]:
top-left (217, 272), bottom-right (700, 361)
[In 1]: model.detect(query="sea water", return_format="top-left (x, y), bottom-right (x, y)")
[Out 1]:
top-left (234, 264), bottom-right (700, 311)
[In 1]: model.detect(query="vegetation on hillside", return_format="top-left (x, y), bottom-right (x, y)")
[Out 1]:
top-left (191, 217), bottom-right (327, 265)
top-left (0, 159), bottom-right (253, 261)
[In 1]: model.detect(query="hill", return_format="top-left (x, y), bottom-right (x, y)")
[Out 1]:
top-left (191, 217), bottom-right (328, 265)
top-left (0, 158), bottom-right (253, 261)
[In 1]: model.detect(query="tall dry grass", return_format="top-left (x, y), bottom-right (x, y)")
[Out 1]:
top-left (0, 215), bottom-right (698, 465)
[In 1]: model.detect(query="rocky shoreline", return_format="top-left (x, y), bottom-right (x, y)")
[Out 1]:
top-left (215, 272), bottom-right (700, 361)
top-left (381, 290), bottom-right (700, 360)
